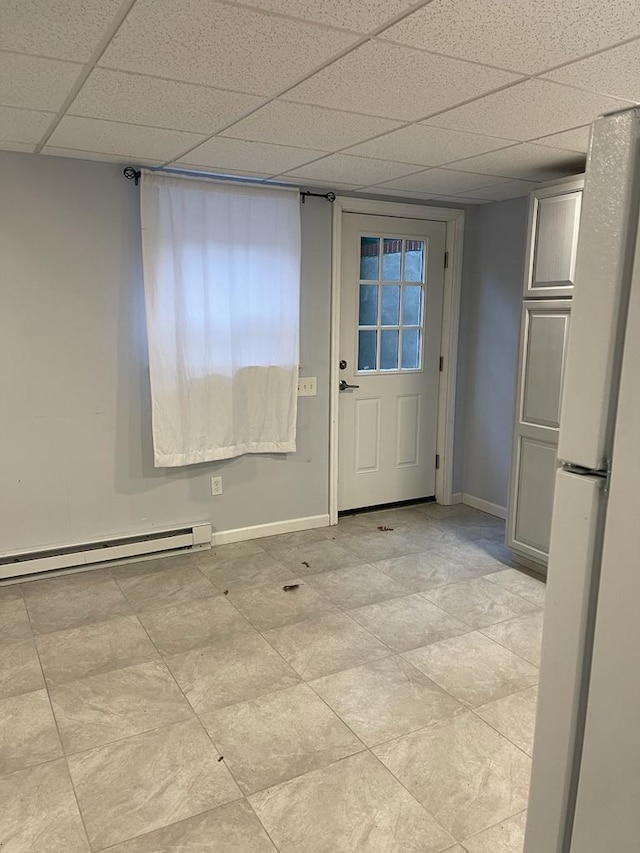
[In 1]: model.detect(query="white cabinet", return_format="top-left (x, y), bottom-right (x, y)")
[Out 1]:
top-left (525, 182), bottom-right (582, 298)
top-left (508, 301), bottom-right (571, 567)
top-left (508, 177), bottom-right (584, 572)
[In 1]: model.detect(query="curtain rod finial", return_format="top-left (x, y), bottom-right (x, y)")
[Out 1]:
top-left (123, 166), bottom-right (141, 185)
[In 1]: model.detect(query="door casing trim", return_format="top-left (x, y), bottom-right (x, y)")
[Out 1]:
top-left (330, 197), bottom-right (465, 524)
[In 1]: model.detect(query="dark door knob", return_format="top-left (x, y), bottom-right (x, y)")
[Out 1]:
top-left (339, 380), bottom-right (360, 391)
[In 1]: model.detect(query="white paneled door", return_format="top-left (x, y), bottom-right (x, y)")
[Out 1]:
top-left (338, 213), bottom-right (446, 511)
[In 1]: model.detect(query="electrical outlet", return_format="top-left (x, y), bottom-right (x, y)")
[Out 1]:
top-left (297, 376), bottom-right (317, 396)
top-left (210, 476), bottom-right (223, 496)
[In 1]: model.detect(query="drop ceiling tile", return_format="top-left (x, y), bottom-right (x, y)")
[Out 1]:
top-left (381, 0), bottom-right (640, 75)
top-left (544, 38), bottom-right (640, 102)
top-left (345, 124), bottom-right (516, 166)
top-left (178, 137), bottom-right (325, 175)
top-left (171, 166), bottom-right (273, 179)
top-left (456, 180), bottom-right (540, 201)
top-left (279, 176), bottom-right (362, 191)
top-left (70, 69), bottom-right (266, 135)
top-left (357, 186), bottom-right (451, 202)
top-left (47, 116), bottom-right (206, 162)
top-left (0, 0), bottom-right (123, 62)
top-left (374, 168), bottom-right (503, 195)
top-left (448, 143), bottom-right (585, 180)
top-left (281, 153), bottom-right (422, 185)
top-left (41, 147), bottom-right (164, 166)
top-left (221, 101), bottom-right (402, 152)
top-left (0, 106), bottom-right (53, 143)
top-left (428, 80), bottom-right (632, 141)
top-left (0, 52), bottom-right (81, 111)
top-left (533, 125), bottom-right (591, 153)
top-left (100, 0), bottom-right (358, 96)
top-left (284, 41), bottom-right (521, 121)
top-left (239, 0), bottom-right (416, 32)
top-left (0, 141), bottom-right (36, 153)
top-left (430, 195), bottom-right (488, 205)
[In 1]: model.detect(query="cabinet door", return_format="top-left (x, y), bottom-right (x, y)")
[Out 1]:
top-left (507, 301), bottom-right (571, 569)
top-left (525, 183), bottom-right (583, 298)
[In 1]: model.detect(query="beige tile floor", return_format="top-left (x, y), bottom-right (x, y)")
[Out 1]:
top-left (0, 503), bottom-right (545, 852)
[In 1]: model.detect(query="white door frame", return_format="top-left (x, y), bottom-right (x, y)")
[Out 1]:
top-left (330, 196), bottom-right (465, 525)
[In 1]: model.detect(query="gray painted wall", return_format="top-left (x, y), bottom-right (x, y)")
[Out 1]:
top-left (1, 149), bottom-right (514, 555)
top-left (459, 196), bottom-right (528, 509)
top-left (0, 151), bottom-right (331, 552)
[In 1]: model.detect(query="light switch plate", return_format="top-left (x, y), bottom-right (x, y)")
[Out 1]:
top-left (297, 377), bottom-right (317, 396)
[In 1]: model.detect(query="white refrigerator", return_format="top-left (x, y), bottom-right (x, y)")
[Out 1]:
top-left (524, 106), bottom-right (640, 852)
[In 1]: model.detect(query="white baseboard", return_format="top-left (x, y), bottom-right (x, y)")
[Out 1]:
top-left (462, 493), bottom-right (507, 519)
top-left (449, 492), bottom-right (463, 505)
top-left (212, 514), bottom-right (330, 546)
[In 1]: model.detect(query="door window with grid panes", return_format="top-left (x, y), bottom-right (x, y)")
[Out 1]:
top-left (357, 236), bottom-right (426, 373)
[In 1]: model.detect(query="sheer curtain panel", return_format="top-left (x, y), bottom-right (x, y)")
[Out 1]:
top-left (140, 172), bottom-right (301, 466)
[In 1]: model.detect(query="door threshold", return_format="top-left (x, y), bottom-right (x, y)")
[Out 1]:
top-left (338, 496), bottom-right (435, 518)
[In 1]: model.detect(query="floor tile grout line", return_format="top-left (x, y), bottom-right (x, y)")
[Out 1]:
top-left (364, 710), bottom-right (533, 846)
top-left (470, 688), bottom-right (539, 755)
top-left (458, 804), bottom-right (530, 848)
top-left (303, 653), bottom-right (466, 750)
top-left (27, 626), bottom-right (95, 852)
top-left (365, 745), bottom-right (457, 847)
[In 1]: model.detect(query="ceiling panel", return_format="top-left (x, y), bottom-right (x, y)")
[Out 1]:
top-left (280, 152), bottom-right (422, 185)
top-left (356, 186), bottom-right (447, 201)
top-left (374, 168), bottom-right (504, 194)
top-left (455, 180), bottom-right (540, 201)
top-left (100, 0), bottom-right (358, 96)
top-left (428, 80), bottom-right (632, 140)
top-left (429, 194), bottom-right (489, 205)
top-left (0, 52), bottom-right (81, 112)
top-left (40, 147), bottom-right (163, 166)
top-left (0, 141), bottom-right (37, 153)
top-left (0, 106), bottom-right (54, 143)
top-left (177, 137), bottom-right (325, 175)
top-left (381, 0), bottom-right (640, 75)
top-left (279, 176), bottom-right (362, 191)
top-left (0, 0), bottom-right (123, 63)
top-left (173, 166), bottom-right (273, 179)
top-left (448, 143), bottom-right (585, 180)
top-left (344, 124), bottom-right (515, 166)
top-left (533, 126), bottom-right (591, 153)
top-left (47, 116), bottom-right (206, 161)
top-left (239, 0), bottom-right (416, 32)
top-left (70, 69), bottom-right (266, 134)
top-left (283, 40), bottom-right (521, 121)
top-left (544, 39), bottom-right (640, 102)
top-left (221, 101), bottom-right (401, 151)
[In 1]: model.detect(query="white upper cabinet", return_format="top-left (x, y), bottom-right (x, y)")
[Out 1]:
top-left (525, 178), bottom-right (584, 298)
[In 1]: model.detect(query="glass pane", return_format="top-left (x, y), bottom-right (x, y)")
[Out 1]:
top-left (381, 285), bottom-right (400, 325)
top-left (382, 238), bottom-right (402, 280)
top-left (358, 329), bottom-right (377, 371)
top-left (359, 284), bottom-right (378, 326)
top-left (381, 329), bottom-right (399, 370)
top-left (360, 237), bottom-right (380, 280)
top-left (402, 328), bottom-right (421, 369)
top-left (403, 286), bottom-right (422, 326)
top-left (404, 241), bottom-right (425, 282)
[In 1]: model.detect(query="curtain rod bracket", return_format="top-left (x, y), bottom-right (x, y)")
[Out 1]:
top-left (300, 190), bottom-right (336, 204)
top-left (123, 166), bottom-right (141, 186)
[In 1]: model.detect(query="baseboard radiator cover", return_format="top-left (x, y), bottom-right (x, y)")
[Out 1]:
top-left (0, 523), bottom-right (212, 582)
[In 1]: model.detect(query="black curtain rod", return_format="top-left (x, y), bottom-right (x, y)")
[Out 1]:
top-left (122, 166), bottom-right (335, 202)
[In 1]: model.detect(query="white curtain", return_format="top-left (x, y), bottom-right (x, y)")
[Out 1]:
top-left (140, 172), bottom-right (301, 466)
